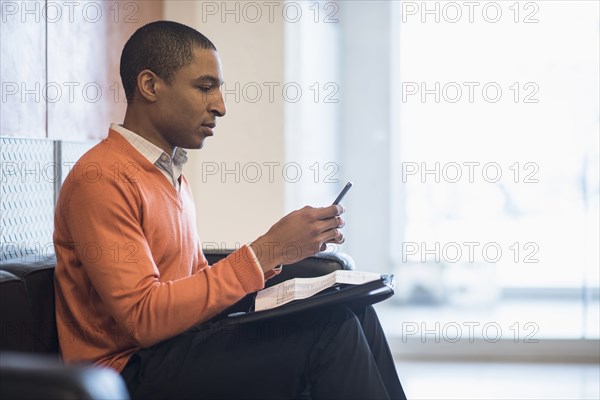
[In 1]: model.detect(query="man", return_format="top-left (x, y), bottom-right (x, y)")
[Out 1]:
top-left (54, 21), bottom-right (406, 399)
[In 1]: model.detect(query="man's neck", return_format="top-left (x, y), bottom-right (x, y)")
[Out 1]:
top-left (122, 108), bottom-right (175, 155)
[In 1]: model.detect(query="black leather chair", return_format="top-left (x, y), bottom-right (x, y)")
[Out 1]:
top-left (0, 250), bottom-right (353, 399)
top-left (0, 254), bottom-right (129, 399)
top-left (0, 256), bottom-right (59, 354)
top-left (0, 351), bottom-right (130, 400)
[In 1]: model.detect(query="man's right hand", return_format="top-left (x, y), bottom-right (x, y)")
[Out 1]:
top-left (249, 205), bottom-right (346, 273)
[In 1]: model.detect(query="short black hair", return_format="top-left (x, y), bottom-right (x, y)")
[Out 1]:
top-left (120, 20), bottom-right (217, 103)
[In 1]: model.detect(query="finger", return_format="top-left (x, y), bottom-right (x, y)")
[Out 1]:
top-left (318, 228), bottom-right (343, 244)
top-left (325, 234), bottom-right (345, 245)
top-left (331, 215), bottom-right (344, 229)
top-left (318, 216), bottom-right (343, 232)
top-left (315, 204), bottom-right (344, 220)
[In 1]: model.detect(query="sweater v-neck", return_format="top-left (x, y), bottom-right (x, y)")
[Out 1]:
top-left (107, 129), bottom-right (185, 209)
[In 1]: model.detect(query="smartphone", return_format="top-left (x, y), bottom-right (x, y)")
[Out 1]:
top-left (333, 181), bottom-right (353, 205)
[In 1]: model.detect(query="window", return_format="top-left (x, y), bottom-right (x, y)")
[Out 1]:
top-left (388, 0), bottom-right (599, 341)
top-left (286, 0), bottom-right (598, 346)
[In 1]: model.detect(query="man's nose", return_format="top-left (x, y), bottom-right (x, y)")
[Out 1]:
top-left (210, 91), bottom-right (226, 117)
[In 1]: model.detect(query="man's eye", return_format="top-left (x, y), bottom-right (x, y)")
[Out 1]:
top-left (198, 86), bottom-right (212, 92)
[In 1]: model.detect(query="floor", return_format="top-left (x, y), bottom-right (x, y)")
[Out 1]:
top-left (395, 361), bottom-right (600, 400)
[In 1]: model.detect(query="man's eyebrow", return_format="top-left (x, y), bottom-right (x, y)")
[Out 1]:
top-left (192, 75), bottom-right (223, 85)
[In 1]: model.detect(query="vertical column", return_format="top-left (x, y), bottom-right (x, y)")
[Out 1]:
top-left (339, 1), bottom-right (393, 272)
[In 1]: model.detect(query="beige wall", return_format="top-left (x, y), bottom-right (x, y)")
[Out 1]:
top-left (165, 1), bottom-right (286, 247)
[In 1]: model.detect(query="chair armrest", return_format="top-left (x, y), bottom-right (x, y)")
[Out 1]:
top-left (203, 248), bottom-right (355, 287)
top-left (0, 352), bottom-right (130, 400)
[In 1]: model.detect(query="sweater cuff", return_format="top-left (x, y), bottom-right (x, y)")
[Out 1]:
top-left (246, 245), bottom-right (283, 280)
top-left (228, 245), bottom-right (265, 293)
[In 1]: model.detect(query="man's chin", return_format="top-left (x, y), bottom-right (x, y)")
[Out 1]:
top-left (197, 136), bottom-right (209, 149)
top-left (179, 136), bottom-right (208, 150)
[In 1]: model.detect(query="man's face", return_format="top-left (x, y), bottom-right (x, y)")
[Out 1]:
top-left (153, 48), bottom-right (226, 151)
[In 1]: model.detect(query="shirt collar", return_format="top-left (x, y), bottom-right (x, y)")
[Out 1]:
top-left (110, 123), bottom-right (188, 169)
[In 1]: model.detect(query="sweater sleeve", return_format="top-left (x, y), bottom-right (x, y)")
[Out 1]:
top-left (62, 175), bottom-right (265, 348)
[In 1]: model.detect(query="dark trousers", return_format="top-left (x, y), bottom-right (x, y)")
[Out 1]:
top-left (121, 305), bottom-right (406, 400)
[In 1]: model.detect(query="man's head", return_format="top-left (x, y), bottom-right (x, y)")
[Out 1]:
top-left (120, 21), bottom-right (226, 153)
top-left (121, 21), bottom-right (217, 103)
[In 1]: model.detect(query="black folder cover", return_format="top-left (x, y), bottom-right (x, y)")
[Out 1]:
top-left (219, 274), bottom-right (395, 326)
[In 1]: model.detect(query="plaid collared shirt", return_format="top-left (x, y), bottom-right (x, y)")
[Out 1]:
top-left (110, 123), bottom-right (188, 192)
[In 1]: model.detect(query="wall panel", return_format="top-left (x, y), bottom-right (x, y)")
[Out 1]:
top-left (0, 137), bottom-right (55, 261)
top-left (0, 0), bottom-right (47, 138)
top-left (1, 1), bottom-right (163, 262)
top-left (47, 0), bottom-right (163, 140)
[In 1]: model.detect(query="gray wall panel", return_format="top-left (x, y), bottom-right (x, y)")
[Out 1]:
top-left (0, 137), bottom-right (55, 261)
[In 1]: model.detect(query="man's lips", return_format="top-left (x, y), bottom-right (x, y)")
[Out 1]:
top-left (201, 123), bottom-right (216, 136)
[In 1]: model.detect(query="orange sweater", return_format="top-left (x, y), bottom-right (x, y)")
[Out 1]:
top-left (53, 129), bottom-right (265, 372)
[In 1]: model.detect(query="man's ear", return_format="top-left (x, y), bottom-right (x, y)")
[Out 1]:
top-left (136, 69), bottom-right (161, 102)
